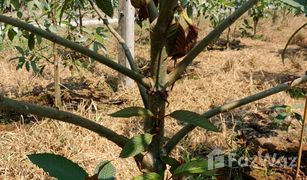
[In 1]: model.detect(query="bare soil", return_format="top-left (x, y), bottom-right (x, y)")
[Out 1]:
top-left (0, 15), bottom-right (307, 179)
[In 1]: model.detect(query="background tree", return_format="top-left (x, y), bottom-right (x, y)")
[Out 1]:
top-left (118, 0), bottom-right (135, 87)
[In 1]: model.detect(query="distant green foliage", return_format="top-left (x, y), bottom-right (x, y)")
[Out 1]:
top-left (0, 0), bottom-right (107, 74)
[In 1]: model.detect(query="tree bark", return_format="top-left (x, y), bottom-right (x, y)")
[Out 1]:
top-left (118, 0), bottom-right (135, 87)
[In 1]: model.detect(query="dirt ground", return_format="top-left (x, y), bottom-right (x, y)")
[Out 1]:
top-left (0, 14), bottom-right (306, 179)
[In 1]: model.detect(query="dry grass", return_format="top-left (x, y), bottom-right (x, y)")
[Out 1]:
top-left (0, 14), bottom-right (306, 179)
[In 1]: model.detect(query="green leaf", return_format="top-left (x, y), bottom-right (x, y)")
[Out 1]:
top-left (48, 25), bottom-right (58, 33)
top-left (120, 133), bottom-right (153, 158)
top-left (25, 61), bottom-right (30, 71)
top-left (39, 64), bottom-right (46, 74)
top-left (27, 153), bottom-right (88, 180)
top-left (94, 161), bottom-right (116, 180)
top-left (90, 42), bottom-right (104, 62)
top-left (274, 112), bottom-right (288, 125)
top-left (169, 110), bottom-right (219, 132)
top-left (95, 0), bottom-right (114, 17)
top-left (109, 107), bottom-right (153, 118)
top-left (10, 0), bottom-right (20, 10)
top-left (30, 61), bottom-right (38, 74)
top-left (28, 33), bottom-right (35, 50)
top-left (113, 0), bottom-right (119, 7)
top-left (36, 35), bottom-right (42, 45)
top-left (59, 0), bottom-right (72, 24)
top-left (132, 172), bottom-right (162, 180)
top-left (270, 105), bottom-right (289, 111)
top-left (16, 56), bottom-right (25, 70)
top-left (17, 11), bottom-right (23, 18)
top-left (173, 159), bottom-right (214, 177)
top-left (15, 46), bottom-right (24, 55)
top-left (287, 87), bottom-right (307, 99)
top-left (8, 29), bottom-right (17, 41)
top-left (281, 0), bottom-right (307, 15)
top-left (294, 112), bottom-right (303, 121)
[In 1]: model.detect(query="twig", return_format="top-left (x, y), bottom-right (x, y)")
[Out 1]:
top-left (296, 97), bottom-right (307, 178)
top-left (281, 22), bottom-right (307, 64)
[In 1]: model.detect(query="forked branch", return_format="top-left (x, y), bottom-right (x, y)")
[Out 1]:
top-left (0, 15), bottom-right (151, 89)
top-left (0, 95), bottom-right (128, 148)
top-left (167, 0), bottom-right (259, 86)
top-left (164, 75), bottom-right (307, 154)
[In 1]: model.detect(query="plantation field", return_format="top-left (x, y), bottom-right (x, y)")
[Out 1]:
top-left (0, 14), bottom-right (307, 179)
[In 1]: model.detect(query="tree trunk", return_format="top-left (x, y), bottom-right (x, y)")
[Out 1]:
top-left (142, 92), bottom-right (167, 174)
top-left (118, 0), bottom-right (135, 87)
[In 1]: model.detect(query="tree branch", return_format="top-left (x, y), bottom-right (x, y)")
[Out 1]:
top-left (150, 0), bottom-right (178, 88)
top-left (0, 15), bottom-right (151, 89)
top-left (281, 22), bottom-right (307, 64)
top-left (147, 0), bottom-right (159, 22)
top-left (167, 0), bottom-right (259, 86)
top-left (0, 95), bottom-right (128, 148)
top-left (89, 1), bottom-right (149, 107)
top-left (164, 75), bottom-right (307, 154)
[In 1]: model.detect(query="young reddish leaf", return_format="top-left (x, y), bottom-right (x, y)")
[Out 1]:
top-left (136, 6), bottom-right (149, 22)
top-left (120, 133), bottom-right (153, 158)
top-left (169, 110), bottom-right (219, 132)
top-left (185, 25), bottom-right (199, 54)
top-left (135, 0), bottom-right (158, 22)
top-left (166, 23), bottom-right (186, 59)
top-left (165, 9), bottom-right (199, 59)
top-left (109, 107), bottom-right (153, 118)
top-left (28, 153), bottom-right (88, 180)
